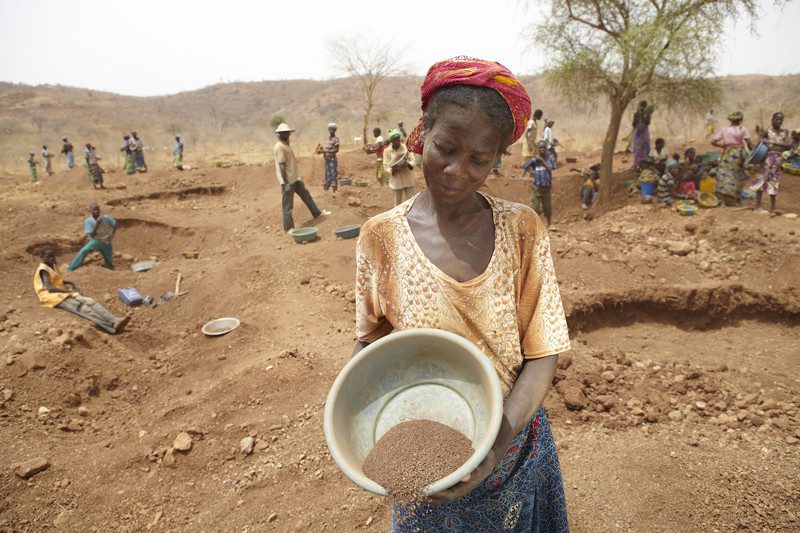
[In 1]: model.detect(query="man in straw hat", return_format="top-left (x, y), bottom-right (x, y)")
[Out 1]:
top-left (274, 122), bottom-right (331, 233)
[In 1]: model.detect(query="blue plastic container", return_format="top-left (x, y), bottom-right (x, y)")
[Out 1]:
top-left (640, 181), bottom-right (656, 197)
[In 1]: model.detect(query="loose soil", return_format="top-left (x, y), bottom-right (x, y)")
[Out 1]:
top-left (362, 420), bottom-right (473, 501)
top-left (0, 142), bottom-right (798, 531)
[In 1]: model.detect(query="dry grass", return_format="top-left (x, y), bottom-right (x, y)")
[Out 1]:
top-left (1, 74), bottom-right (798, 175)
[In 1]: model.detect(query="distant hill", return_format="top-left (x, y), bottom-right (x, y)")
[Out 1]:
top-left (1, 74), bottom-right (798, 174)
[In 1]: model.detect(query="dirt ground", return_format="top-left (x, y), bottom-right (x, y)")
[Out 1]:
top-left (1, 143), bottom-right (798, 532)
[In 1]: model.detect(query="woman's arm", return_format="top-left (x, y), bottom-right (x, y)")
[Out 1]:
top-left (429, 354), bottom-right (559, 502)
top-left (488, 355), bottom-right (558, 462)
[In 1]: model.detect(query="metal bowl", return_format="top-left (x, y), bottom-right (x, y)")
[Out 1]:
top-left (324, 328), bottom-right (503, 497)
top-left (201, 317), bottom-right (241, 336)
top-left (289, 227), bottom-right (318, 243)
top-left (334, 224), bottom-right (361, 239)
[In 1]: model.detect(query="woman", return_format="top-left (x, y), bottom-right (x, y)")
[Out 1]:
top-left (521, 109), bottom-right (543, 159)
top-left (383, 129), bottom-right (415, 205)
top-left (749, 112), bottom-right (790, 212)
top-left (323, 123), bottom-right (340, 193)
top-left (354, 57), bottom-right (570, 531)
top-left (121, 135), bottom-right (136, 175)
top-left (711, 111), bottom-right (752, 206)
top-left (84, 142), bottom-right (105, 189)
top-left (632, 100), bottom-right (653, 166)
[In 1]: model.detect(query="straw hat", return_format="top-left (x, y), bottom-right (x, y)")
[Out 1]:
top-left (275, 123), bottom-right (295, 133)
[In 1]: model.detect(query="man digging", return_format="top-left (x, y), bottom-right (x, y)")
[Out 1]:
top-left (67, 203), bottom-right (117, 272)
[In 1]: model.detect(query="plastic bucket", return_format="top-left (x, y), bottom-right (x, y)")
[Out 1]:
top-left (640, 181), bottom-right (656, 197)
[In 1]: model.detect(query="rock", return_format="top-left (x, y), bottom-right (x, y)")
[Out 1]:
top-left (684, 223), bottom-right (698, 234)
top-left (557, 353), bottom-right (573, 370)
top-left (173, 432), bottom-right (193, 452)
top-left (344, 289), bottom-right (356, 303)
top-left (299, 276), bottom-right (311, 285)
top-left (121, 253), bottom-right (135, 261)
top-left (686, 438), bottom-right (699, 447)
top-left (268, 513), bottom-right (278, 523)
top-left (578, 242), bottom-right (595, 255)
top-left (62, 419), bottom-right (83, 432)
top-left (601, 370), bottom-right (616, 383)
top-left (664, 240), bottom-right (694, 256)
top-left (1, 388), bottom-right (13, 402)
top-left (694, 401), bottom-right (707, 410)
top-left (162, 447), bottom-right (176, 467)
top-left (668, 410), bottom-right (684, 421)
top-left (783, 213), bottom-right (797, 220)
top-left (346, 196), bottom-right (361, 207)
top-left (37, 406), bottom-right (51, 419)
top-left (747, 413), bottom-right (764, 426)
top-left (786, 436), bottom-right (799, 445)
top-left (77, 406), bottom-right (89, 416)
top-left (558, 380), bottom-right (587, 411)
top-left (53, 333), bottom-right (73, 347)
top-left (19, 352), bottom-right (46, 371)
top-left (760, 398), bottom-right (779, 411)
top-left (44, 327), bottom-right (63, 340)
top-left (240, 436), bottom-right (255, 455)
top-left (14, 457), bottom-right (51, 479)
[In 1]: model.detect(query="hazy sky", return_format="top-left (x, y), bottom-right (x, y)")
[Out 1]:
top-left (1, 0), bottom-right (798, 96)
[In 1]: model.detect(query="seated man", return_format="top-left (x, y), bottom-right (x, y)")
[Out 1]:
top-left (34, 245), bottom-right (130, 334)
top-left (67, 203), bottom-right (116, 272)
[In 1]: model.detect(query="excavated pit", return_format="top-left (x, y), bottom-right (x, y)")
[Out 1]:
top-left (106, 186), bottom-right (226, 207)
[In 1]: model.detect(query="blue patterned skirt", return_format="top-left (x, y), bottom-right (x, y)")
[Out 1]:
top-left (392, 407), bottom-right (569, 532)
top-left (324, 157), bottom-right (339, 190)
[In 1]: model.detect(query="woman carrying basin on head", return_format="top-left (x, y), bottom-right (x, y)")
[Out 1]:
top-left (353, 57), bottom-right (571, 531)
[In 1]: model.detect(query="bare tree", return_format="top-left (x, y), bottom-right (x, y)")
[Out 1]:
top-left (325, 34), bottom-right (406, 144)
top-left (526, 0), bottom-right (768, 204)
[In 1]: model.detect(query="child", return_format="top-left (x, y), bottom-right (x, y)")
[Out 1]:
top-left (521, 140), bottom-right (556, 226)
top-left (579, 164), bottom-right (600, 209)
top-left (27, 151), bottom-right (38, 182)
top-left (655, 170), bottom-right (675, 206)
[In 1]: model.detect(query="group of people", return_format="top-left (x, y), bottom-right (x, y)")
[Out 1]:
top-left (119, 130), bottom-right (148, 174)
top-left (26, 131), bottom-right (187, 186)
top-left (633, 102), bottom-right (798, 213)
top-left (318, 121), bottom-right (417, 207)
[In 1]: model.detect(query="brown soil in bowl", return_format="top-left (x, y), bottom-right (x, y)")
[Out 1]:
top-left (362, 420), bottom-right (473, 501)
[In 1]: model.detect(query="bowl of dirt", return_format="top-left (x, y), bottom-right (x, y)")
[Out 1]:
top-left (324, 328), bottom-right (503, 498)
top-left (201, 317), bottom-right (240, 336)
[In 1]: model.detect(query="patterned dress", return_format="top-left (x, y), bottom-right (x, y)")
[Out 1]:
top-left (356, 193), bottom-right (571, 532)
top-left (750, 128), bottom-right (789, 195)
top-left (712, 125), bottom-right (750, 198)
top-left (323, 135), bottom-right (340, 191)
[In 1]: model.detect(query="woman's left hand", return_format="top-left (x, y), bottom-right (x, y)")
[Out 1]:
top-left (423, 447), bottom-right (501, 505)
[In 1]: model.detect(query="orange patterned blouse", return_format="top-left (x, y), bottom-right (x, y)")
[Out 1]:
top-left (355, 193), bottom-right (570, 396)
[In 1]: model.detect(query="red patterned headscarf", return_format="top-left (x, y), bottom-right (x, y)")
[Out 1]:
top-left (406, 56), bottom-right (531, 155)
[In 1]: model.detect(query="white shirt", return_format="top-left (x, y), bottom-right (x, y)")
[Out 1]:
top-left (542, 126), bottom-right (554, 148)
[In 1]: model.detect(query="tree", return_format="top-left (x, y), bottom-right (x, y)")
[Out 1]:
top-left (269, 114), bottom-right (285, 130)
top-left (530, 0), bottom-right (761, 203)
top-left (325, 33), bottom-right (406, 145)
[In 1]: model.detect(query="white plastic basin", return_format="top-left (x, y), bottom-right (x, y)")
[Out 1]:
top-left (324, 328), bottom-right (503, 496)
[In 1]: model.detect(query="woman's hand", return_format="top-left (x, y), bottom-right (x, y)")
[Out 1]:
top-left (422, 447), bottom-right (500, 505)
